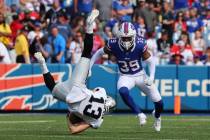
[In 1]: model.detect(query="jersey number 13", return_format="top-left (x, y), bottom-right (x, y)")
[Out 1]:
top-left (83, 95), bottom-right (105, 119)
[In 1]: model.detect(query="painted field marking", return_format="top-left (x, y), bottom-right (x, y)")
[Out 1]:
top-left (163, 118), bottom-right (210, 122)
top-left (0, 120), bottom-right (56, 124)
top-left (0, 134), bottom-right (188, 140)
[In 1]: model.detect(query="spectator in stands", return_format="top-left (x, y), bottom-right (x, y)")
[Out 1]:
top-left (134, 0), bottom-right (157, 32)
top-left (114, 0), bottom-right (133, 22)
top-left (0, 0), bottom-right (208, 65)
top-left (193, 55), bottom-right (204, 66)
top-left (103, 54), bottom-right (117, 65)
top-left (93, 0), bottom-right (113, 22)
top-left (178, 40), bottom-right (194, 65)
top-left (23, 3), bottom-right (40, 31)
top-left (37, 36), bottom-right (52, 63)
top-left (49, 25), bottom-right (66, 63)
top-left (71, 16), bottom-right (85, 36)
top-left (6, 4), bottom-right (19, 24)
top-left (14, 27), bottom-right (30, 64)
top-left (0, 42), bottom-right (11, 64)
top-left (192, 0), bottom-right (203, 13)
top-left (168, 51), bottom-right (185, 65)
top-left (186, 8), bottom-right (204, 40)
top-left (202, 9), bottom-right (210, 47)
top-left (157, 30), bottom-right (172, 64)
top-left (151, 0), bottom-right (162, 14)
top-left (173, 12), bottom-right (187, 43)
top-left (56, 11), bottom-right (72, 43)
top-left (28, 22), bottom-right (44, 62)
top-left (171, 32), bottom-right (194, 65)
top-left (0, 13), bottom-right (12, 48)
top-left (73, 0), bottom-right (93, 16)
top-left (10, 15), bottom-right (23, 42)
top-left (204, 47), bottom-right (210, 65)
top-left (162, 1), bottom-right (174, 43)
top-left (100, 26), bottom-right (113, 43)
top-left (62, 0), bottom-right (74, 18)
top-left (28, 22), bottom-right (44, 45)
top-left (67, 31), bottom-right (83, 64)
top-left (133, 16), bottom-right (146, 37)
top-left (92, 22), bottom-right (105, 56)
top-left (174, 0), bottom-right (189, 11)
top-left (184, 10), bottom-right (191, 21)
top-left (44, 0), bottom-right (64, 29)
top-left (105, 13), bottom-right (118, 32)
top-left (191, 30), bottom-right (206, 57)
top-left (39, 0), bottom-right (54, 11)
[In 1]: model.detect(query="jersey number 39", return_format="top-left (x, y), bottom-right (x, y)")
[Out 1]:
top-left (83, 96), bottom-right (105, 119)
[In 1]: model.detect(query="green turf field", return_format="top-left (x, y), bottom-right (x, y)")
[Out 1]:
top-left (0, 114), bottom-right (209, 140)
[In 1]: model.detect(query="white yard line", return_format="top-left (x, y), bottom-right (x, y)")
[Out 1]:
top-left (0, 120), bottom-right (56, 124)
top-left (0, 134), bottom-right (188, 140)
top-left (163, 118), bottom-right (210, 122)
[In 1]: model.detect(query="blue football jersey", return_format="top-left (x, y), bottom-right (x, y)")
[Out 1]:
top-left (107, 37), bottom-right (147, 75)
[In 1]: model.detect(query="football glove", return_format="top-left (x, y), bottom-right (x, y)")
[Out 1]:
top-left (144, 77), bottom-right (154, 86)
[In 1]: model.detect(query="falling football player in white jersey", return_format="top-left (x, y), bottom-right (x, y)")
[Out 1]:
top-left (89, 22), bottom-right (163, 132)
top-left (34, 9), bottom-right (115, 134)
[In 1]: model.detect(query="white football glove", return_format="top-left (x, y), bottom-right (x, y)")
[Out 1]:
top-left (144, 77), bottom-right (154, 86)
top-left (104, 96), bottom-right (116, 112)
top-left (34, 52), bottom-right (45, 64)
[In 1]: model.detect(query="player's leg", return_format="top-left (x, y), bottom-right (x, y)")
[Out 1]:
top-left (117, 76), bottom-right (146, 125)
top-left (137, 75), bottom-right (163, 131)
top-left (35, 52), bottom-right (69, 102)
top-left (70, 9), bottom-right (99, 87)
top-left (34, 52), bottom-right (56, 92)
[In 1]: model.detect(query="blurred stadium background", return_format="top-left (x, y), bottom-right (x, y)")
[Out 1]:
top-left (0, 0), bottom-right (210, 139)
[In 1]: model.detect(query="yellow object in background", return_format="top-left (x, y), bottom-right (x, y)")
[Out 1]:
top-left (0, 23), bottom-right (12, 47)
top-left (14, 34), bottom-right (29, 56)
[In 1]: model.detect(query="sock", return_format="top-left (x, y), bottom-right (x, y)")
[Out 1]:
top-left (43, 72), bottom-right (56, 92)
top-left (119, 87), bottom-right (141, 114)
top-left (40, 63), bottom-right (49, 74)
top-left (81, 33), bottom-right (93, 58)
top-left (86, 23), bottom-right (94, 34)
top-left (154, 100), bottom-right (163, 118)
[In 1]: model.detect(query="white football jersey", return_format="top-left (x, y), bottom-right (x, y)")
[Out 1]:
top-left (68, 87), bottom-right (107, 128)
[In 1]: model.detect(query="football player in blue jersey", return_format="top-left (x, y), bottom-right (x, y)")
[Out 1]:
top-left (89, 22), bottom-right (163, 132)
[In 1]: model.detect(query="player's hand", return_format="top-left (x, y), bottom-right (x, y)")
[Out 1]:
top-left (144, 77), bottom-right (153, 86)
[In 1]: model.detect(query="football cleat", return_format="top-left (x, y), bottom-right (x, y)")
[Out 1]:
top-left (138, 113), bottom-right (147, 126)
top-left (152, 110), bottom-right (161, 132)
top-left (86, 9), bottom-right (99, 33)
top-left (34, 52), bottom-right (45, 64)
top-left (86, 9), bottom-right (99, 25)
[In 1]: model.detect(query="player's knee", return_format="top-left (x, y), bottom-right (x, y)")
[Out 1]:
top-left (119, 87), bottom-right (129, 97)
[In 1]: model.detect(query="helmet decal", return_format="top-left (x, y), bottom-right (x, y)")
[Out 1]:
top-left (124, 22), bottom-right (129, 34)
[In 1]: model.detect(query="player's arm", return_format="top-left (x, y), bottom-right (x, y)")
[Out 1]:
top-left (66, 113), bottom-right (90, 134)
top-left (89, 46), bottom-right (111, 71)
top-left (142, 49), bottom-right (156, 86)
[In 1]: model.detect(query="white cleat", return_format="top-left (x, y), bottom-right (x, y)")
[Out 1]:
top-left (152, 110), bottom-right (161, 132)
top-left (138, 113), bottom-right (147, 126)
top-left (86, 9), bottom-right (99, 25)
top-left (34, 52), bottom-right (45, 64)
